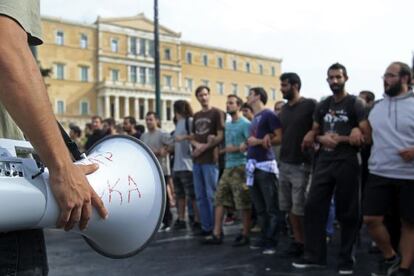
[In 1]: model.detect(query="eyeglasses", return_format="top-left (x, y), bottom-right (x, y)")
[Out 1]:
top-left (382, 73), bottom-right (399, 79)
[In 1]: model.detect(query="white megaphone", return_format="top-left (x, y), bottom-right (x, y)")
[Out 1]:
top-left (0, 135), bottom-right (166, 258)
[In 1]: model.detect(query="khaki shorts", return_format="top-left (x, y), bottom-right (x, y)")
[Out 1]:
top-left (215, 165), bottom-right (251, 210)
top-left (278, 161), bottom-right (310, 216)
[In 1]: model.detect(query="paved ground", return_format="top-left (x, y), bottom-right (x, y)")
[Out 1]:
top-left (45, 220), bottom-right (381, 276)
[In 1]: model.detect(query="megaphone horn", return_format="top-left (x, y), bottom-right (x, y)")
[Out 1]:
top-left (0, 135), bottom-right (166, 258)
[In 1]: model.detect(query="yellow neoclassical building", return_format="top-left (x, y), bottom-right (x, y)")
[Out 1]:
top-left (38, 13), bottom-right (282, 130)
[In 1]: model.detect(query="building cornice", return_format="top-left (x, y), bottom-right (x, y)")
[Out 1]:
top-left (182, 41), bottom-right (282, 63)
top-left (41, 15), bottom-right (97, 29)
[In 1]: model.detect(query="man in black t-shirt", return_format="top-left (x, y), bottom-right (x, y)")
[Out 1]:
top-left (292, 63), bottom-right (369, 275)
top-left (278, 73), bottom-right (316, 258)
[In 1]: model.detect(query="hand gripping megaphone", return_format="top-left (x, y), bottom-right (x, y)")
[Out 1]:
top-left (0, 135), bottom-right (166, 258)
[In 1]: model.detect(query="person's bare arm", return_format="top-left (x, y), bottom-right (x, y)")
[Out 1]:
top-left (0, 17), bottom-right (107, 231)
top-left (301, 122), bottom-right (320, 151)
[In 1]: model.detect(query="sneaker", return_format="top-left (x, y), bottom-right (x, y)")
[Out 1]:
top-left (292, 257), bottom-right (326, 269)
top-left (390, 268), bottom-right (411, 276)
top-left (282, 242), bottom-right (304, 258)
top-left (201, 234), bottom-right (223, 245)
top-left (224, 215), bottom-right (236, 226)
top-left (232, 234), bottom-right (250, 247)
top-left (250, 239), bottom-right (266, 250)
top-left (371, 255), bottom-right (401, 276)
top-left (158, 223), bottom-right (171, 232)
top-left (262, 246), bottom-right (276, 255)
top-left (338, 262), bottom-right (354, 275)
top-left (173, 220), bottom-right (186, 231)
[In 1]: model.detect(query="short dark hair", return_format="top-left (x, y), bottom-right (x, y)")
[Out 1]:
top-left (280, 72), bottom-right (302, 90)
top-left (124, 116), bottom-right (137, 125)
top-left (146, 111), bottom-right (160, 120)
top-left (241, 103), bottom-right (253, 112)
top-left (327, 63), bottom-right (348, 78)
top-left (135, 124), bottom-right (145, 134)
top-left (91, 115), bottom-right (102, 122)
top-left (392, 61), bottom-right (413, 85)
top-left (69, 125), bottom-right (81, 137)
top-left (359, 90), bottom-right (375, 103)
top-left (250, 87), bottom-right (268, 105)
top-left (173, 100), bottom-right (193, 118)
top-left (195, 85), bottom-right (210, 97)
top-left (103, 117), bottom-right (116, 127)
top-left (227, 94), bottom-right (243, 106)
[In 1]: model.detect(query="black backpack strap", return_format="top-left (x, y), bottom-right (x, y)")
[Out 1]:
top-left (57, 122), bottom-right (82, 161)
top-left (185, 117), bottom-right (190, 135)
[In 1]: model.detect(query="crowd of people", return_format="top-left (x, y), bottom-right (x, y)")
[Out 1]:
top-left (68, 61), bottom-right (414, 276)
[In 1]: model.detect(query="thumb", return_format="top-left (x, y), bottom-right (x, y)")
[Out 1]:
top-left (78, 163), bottom-right (99, 175)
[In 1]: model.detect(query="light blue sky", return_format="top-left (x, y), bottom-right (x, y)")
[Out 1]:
top-left (41, 0), bottom-right (414, 101)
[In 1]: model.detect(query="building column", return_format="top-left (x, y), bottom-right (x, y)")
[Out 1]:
top-left (161, 100), bottom-right (167, 121)
top-left (134, 97), bottom-right (139, 120)
top-left (97, 97), bottom-right (103, 117)
top-left (114, 95), bottom-right (120, 121)
top-left (124, 96), bottom-right (130, 117)
top-left (143, 98), bottom-right (149, 117)
top-left (104, 95), bottom-right (111, 118)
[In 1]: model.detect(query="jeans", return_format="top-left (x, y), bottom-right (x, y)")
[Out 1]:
top-left (0, 229), bottom-right (48, 276)
top-left (249, 169), bottom-right (280, 245)
top-left (193, 163), bottom-right (219, 232)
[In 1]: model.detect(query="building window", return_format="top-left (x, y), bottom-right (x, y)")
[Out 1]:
top-left (164, 75), bottom-right (172, 89)
top-left (217, 57), bottom-right (224, 69)
top-left (130, 37), bottom-right (137, 54)
top-left (202, 79), bottom-right (209, 87)
top-left (139, 102), bottom-right (145, 120)
top-left (246, 62), bottom-right (251, 73)
top-left (55, 63), bottom-right (65, 80)
top-left (271, 66), bottom-right (276, 76)
top-left (111, 69), bottom-right (119, 82)
top-left (148, 40), bottom-right (155, 58)
top-left (56, 100), bottom-right (65, 114)
top-left (164, 48), bottom-right (171, 60)
top-left (202, 54), bottom-right (208, 66)
top-left (185, 78), bottom-right (193, 92)
top-left (80, 101), bottom-right (89, 115)
top-left (111, 39), bottom-right (119, 53)
top-left (55, 31), bottom-right (64, 45)
top-left (139, 67), bottom-right (146, 84)
top-left (80, 34), bottom-right (88, 49)
top-left (139, 38), bottom-right (146, 56)
top-left (217, 82), bottom-right (224, 95)
top-left (79, 66), bottom-right (89, 82)
top-left (148, 68), bottom-right (155, 85)
top-left (259, 64), bottom-right (264, 75)
top-left (186, 52), bottom-right (192, 64)
top-left (130, 65), bottom-right (138, 83)
top-left (232, 59), bottom-right (237, 71)
top-left (271, 88), bottom-right (277, 100)
top-left (232, 83), bottom-right (238, 95)
top-left (245, 85), bottom-right (251, 97)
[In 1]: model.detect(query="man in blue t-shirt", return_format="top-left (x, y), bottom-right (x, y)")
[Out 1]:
top-left (245, 87), bottom-right (282, 255)
top-left (202, 95), bottom-right (252, 246)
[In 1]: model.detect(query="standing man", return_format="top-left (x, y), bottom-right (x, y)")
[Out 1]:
top-left (123, 116), bottom-right (141, 139)
top-left (202, 95), bottom-right (252, 246)
top-left (84, 116), bottom-right (104, 150)
top-left (293, 63), bottom-right (368, 275)
top-left (278, 73), bottom-right (316, 258)
top-left (241, 103), bottom-right (254, 121)
top-left (245, 87), bottom-right (282, 255)
top-left (191, 85), bottom-right (224, 235)
top-left (364, 62), bottom-right (414, 276)
top-left (140, 112), bottom-right (173, 231)
top-left (0, 2), bottom-right (108, 274)
top-left (171, 100), bottom-right (200, 230)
